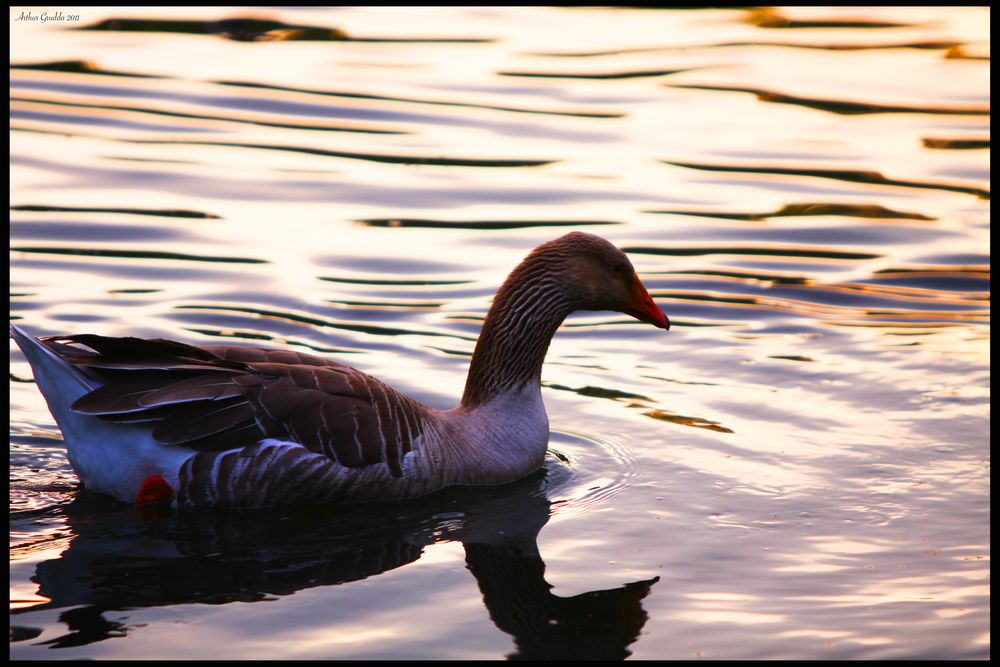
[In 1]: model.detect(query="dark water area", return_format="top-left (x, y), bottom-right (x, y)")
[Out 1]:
top-left (9, 6), bottom-right (989, 659)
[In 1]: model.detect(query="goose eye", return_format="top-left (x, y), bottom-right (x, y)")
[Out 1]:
top-left (615, 263), bottom-right (634, 285)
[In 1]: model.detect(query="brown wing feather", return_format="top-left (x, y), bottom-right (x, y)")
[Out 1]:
top-left (45, 334), bottom-right (428, 476)
top-left (139, 374), bottom-right (247, 407)
top-left (152, 398), bottom-right (257, 445)
top-left (71, 373), bottom-right (198, 414)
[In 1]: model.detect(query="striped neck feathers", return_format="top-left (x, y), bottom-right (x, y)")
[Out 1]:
top-left (461, 248), bottom-right (576, 409)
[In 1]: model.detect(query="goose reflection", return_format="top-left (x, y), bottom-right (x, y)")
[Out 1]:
top-left (11, 468), bottom-right (657, 659)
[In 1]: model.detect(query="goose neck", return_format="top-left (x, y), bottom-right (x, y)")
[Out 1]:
top-left (460, 268), bottom-right (573, 409)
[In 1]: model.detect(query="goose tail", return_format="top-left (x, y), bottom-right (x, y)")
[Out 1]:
top-left (10, 323), bottom-right (98, 422)
top-left (10, 324), bottom-right (190, 502)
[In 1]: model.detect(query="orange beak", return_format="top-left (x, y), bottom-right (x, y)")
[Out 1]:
top-left (625, 274), bottom-right (669, 330)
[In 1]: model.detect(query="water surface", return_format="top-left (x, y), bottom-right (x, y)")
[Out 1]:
top-left (9, 6), bottom-right (990, 660)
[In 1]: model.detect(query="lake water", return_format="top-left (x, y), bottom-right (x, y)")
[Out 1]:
top-left (9, 6), bottom-right (990, 660)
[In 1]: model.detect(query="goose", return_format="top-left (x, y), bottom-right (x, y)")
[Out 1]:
top-left (10, 232), bottom-right (669, 509)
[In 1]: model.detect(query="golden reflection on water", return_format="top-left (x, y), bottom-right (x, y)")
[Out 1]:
top-left (675, 609), bottom-right (785, 626)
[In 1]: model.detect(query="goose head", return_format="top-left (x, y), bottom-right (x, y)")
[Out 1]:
top-left (462, 232), bottom-right (669, 408)
top-left (525, 231), bottom-right (670, 330)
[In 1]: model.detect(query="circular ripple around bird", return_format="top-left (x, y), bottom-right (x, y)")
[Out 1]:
top-left (542, 427), bottom-right (642, 521)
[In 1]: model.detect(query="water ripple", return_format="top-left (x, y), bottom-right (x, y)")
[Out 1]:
top-left (356, 218), bottom-right (620, 230)
top-left (11, 204), bottom-right (222, 219)
top-left (129, 139), bottom-right (557, 168)
top-left (10, 247), bottom-right (268, 264)
top-left (647, 202), bottom-right (935, 221)
top-left (662, 160), bottom-right (991, 199)
top-left (75, 16), bottom-right (494, 44)
top-left (669, 84), bottom-right (990, 116)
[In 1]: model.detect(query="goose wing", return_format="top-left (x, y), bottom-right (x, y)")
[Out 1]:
top-left (46, 334), bottom-right (427, 478)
